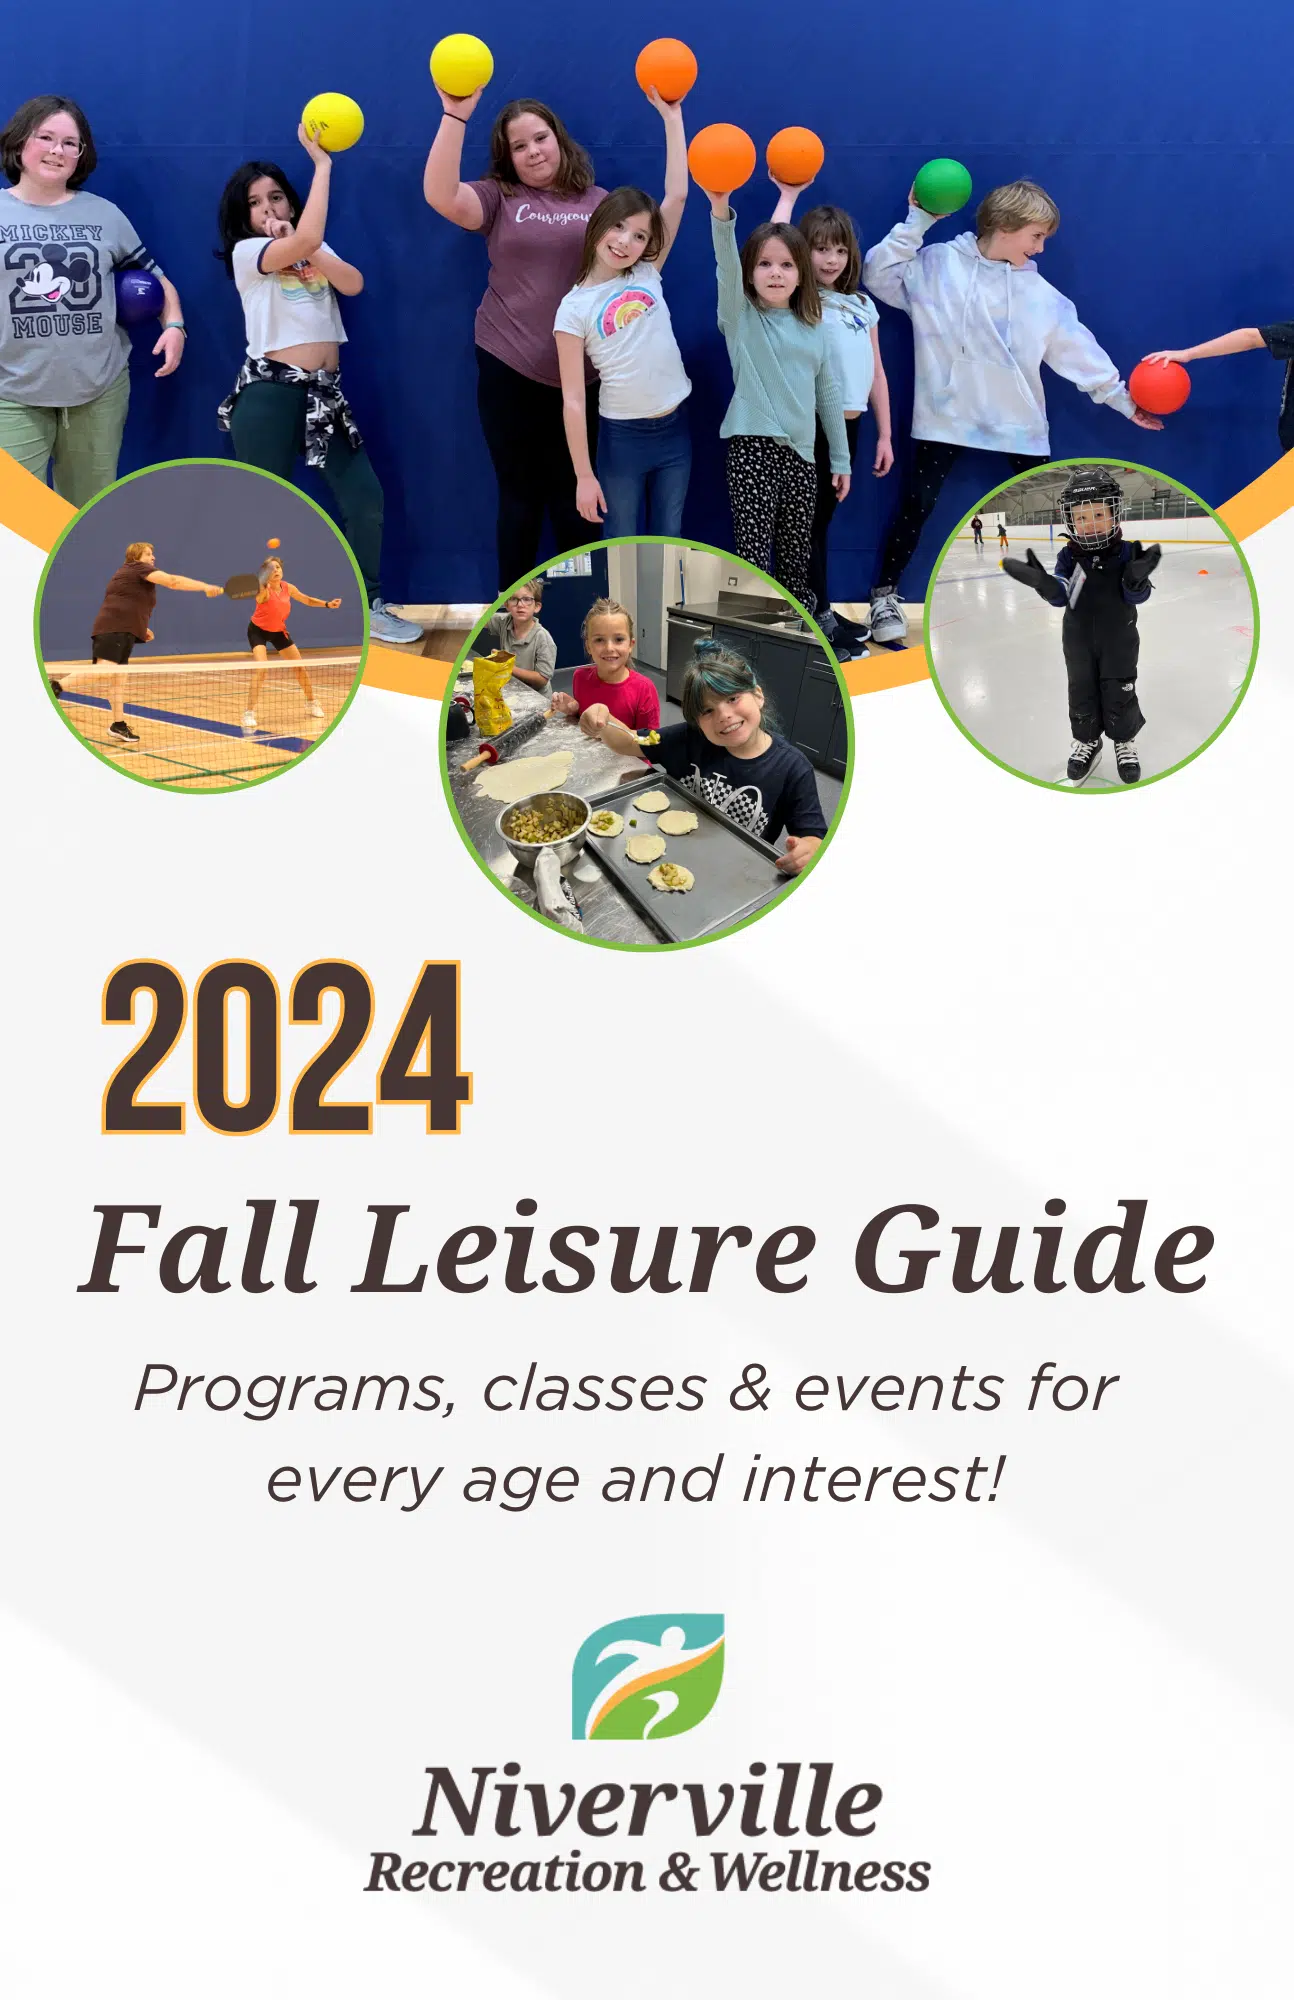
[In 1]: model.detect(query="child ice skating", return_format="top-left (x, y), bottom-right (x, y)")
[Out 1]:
top-left (863, 179), bottom-right (1163, 645)
top-left (1001, 466), bottom-right (1160, 785)
top-left (972, 514), bottom-right (984, 548)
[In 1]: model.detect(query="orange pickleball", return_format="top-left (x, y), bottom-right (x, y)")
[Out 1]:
top-left (766, 126), bottom-right (824, 187)
top-left (634, 38), bottom-right (698, 102)
top-left (688, 122), bottom-right (757, 194)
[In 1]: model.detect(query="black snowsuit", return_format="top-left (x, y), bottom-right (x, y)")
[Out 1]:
top-left (1046, 538), bottom-right (1152, 744)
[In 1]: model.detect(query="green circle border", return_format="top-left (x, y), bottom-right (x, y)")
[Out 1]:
top-left (920, 457), bottom-right (1261, 794)
top-left (33, 456), bottom-right (370, 797)
top-left (436, 536), bottom-right (856, 954)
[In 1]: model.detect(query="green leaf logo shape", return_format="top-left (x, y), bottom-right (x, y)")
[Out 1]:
top-left (572, 1615), bottom-right (725, 1741)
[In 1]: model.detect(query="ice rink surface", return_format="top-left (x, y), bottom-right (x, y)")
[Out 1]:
top-left (927, 535), bottom-right (1255, 789)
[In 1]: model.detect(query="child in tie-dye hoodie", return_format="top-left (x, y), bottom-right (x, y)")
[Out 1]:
top-left (861, 178), bottom-right (1162, 645)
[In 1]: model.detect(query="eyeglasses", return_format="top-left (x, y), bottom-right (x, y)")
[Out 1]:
top-left (33, 134), bottom-right (84, 155)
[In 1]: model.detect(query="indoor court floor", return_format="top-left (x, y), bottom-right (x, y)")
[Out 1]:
top-left (47, 648), bottom-right (362, 788)
top-left (927, 537), bottom-right (1254, 788)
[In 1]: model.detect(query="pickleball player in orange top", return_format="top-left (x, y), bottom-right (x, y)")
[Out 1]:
top-left (48, 538), bottom-right (223, 749)
top-left (243, 555), bottom-right (342, 734)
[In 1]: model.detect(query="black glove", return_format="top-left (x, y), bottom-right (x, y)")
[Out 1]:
top-left (1002, 548), bottom-right (1067, 607)
top-left (1123, 541), bottom-right (1162, 590)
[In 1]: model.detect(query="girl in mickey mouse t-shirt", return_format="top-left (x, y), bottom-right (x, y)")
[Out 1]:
top-left (596, 640), bottom-right (827, 874)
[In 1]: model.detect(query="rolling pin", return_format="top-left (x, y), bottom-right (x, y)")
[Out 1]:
top-left (462, 707), bottom-right (554, 772)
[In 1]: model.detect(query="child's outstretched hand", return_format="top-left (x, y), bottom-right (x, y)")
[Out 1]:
top-left (549, 692), bottom-right (580, 717)
top-left (298, 123), bottom-right (332, 168)
top-left (576, 474), bottom-right (607, 525)
top-left (1142, 350), bottom-right (1188, 366)
top-left (873, 435), bottom-right (894, 476)
top-left (326, 597), bottom-right (342, 609)
top-left (435, 84), bottom-right (485, 121)
top-left (646, 85), bottom-right (687, 118)
top-left (777, 833), bottom-right (821, 875)
top-left (1002, 549), bottom-right (1065, 604)
top-left (1123, 542), bottom-right (1162, 589)
top-left (578, 702), bottom-right (611, 739)
top-left (1130, 406), bottom-right (1165, 431)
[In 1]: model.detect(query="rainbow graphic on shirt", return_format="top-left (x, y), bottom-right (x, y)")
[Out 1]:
top-left (278, 261), bottom-right (329, 299)
top-left (599, 288), bottom-right (656, 337)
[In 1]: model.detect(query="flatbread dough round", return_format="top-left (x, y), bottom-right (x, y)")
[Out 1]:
top-left (475, 750), bottom-right (573, 802)
top-left (626, 835), bottom-right (666, 864)
top-left (588, 809), bottom-right (624, 837)
top-left (633, 789), bottom-right (671, 812)
top-left (648, 861), bottom-right (695, 893)
top-left (656, 809), bottom-right (698, 836)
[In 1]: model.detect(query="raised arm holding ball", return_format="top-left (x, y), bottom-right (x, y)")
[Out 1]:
top-left (423, 53), bottom-right (608, 586)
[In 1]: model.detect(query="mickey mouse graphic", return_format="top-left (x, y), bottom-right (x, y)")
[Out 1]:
top-left (12, 243), bottom-right (94, 311)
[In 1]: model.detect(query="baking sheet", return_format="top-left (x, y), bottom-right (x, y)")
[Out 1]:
top-left (583, 772), bottom-right (788, 943)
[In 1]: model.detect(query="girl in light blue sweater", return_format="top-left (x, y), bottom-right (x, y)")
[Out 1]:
top-left (703, 186), bottom-right (850, 614)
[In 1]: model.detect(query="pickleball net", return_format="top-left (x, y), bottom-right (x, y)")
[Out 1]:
top-left (45, 650), bottom-right (364, 787)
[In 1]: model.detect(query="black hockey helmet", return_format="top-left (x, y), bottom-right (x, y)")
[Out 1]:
top-left (1060, 466), bottom-right (1124, 549)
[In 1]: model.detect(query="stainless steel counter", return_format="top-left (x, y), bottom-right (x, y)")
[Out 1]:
top-left (445, 676), bottom-right (664, 945)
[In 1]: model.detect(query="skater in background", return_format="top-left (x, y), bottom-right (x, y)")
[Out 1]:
top-left (482, 579), bottom-right (557, 689)
top-left (997, 519), bottom-right (1009, 550)
top-left (768, 182), bottom-right (893, 654)
top-left (862, 178), bottom-right (1163, 646)
top-left (1001, 465), bottom-right (1160, 785)
top-left (1144, 326), bottom-right (1294, 458)
top-left (972, 514), bottom-right (985, 549)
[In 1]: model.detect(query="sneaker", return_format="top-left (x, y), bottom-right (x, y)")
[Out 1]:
top-left (1114, 738), bottom-right (1141, 784)
top-left (107, 718), bottom-right (140, 749)
top-left (868, 587), bottom-right (907, 645)
top-left (832, 610), bottom-right (871, 638)
top-left (1065, 738), bottom-right (1102, 783)
top-left (242, 710), bottom-right (258, 734)
top-left (49, 678), bottom-right (64, 697)
top-left (816, 608), bottom-right (839, 642)
top-left (305, 699), bottom-right (324, 718)
top-left (369, 598), bottom-right (423, 645)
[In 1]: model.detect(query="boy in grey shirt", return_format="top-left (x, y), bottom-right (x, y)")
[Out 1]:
top-left (484, 579), bottom-right (557, 689)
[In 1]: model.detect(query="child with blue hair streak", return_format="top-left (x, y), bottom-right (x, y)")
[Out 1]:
top-left (595, 640), bottom-right (827, 872)
top-left (862, 178), bottom-right (1163, 645)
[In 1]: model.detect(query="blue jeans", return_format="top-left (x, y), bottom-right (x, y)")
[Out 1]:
top-left (597, 404), bottom-right (691, 538)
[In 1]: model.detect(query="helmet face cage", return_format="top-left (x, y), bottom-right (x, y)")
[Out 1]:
top-left (1060, 469), bottom-right (1124, 550)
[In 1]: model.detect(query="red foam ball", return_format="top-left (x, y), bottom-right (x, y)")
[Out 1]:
top-left (1130, 358), bottom-right (1191, 416)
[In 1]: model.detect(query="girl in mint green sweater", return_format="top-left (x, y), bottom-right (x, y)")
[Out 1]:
top-left (704, 188), bottom-right (850, 613)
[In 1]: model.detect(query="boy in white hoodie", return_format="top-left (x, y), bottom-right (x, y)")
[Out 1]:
top-left (862, 180), bottom-right (1162, 644)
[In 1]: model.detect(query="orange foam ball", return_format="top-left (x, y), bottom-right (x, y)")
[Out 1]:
top-left (267, 537), bottom-right (281, 549)
top-left (1198, 568), bottom-right (1209, 575)
top-left (688, 123), bottom-right (757, 195)
top-left (634, 38), bottom-right (697, 102)
top-left (766, 126), bottom-right (825, 187)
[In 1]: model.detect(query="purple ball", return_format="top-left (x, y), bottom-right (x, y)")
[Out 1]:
top-left (115, 269), bottom-right (165, 325)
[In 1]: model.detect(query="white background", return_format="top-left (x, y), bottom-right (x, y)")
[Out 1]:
top-left (2, 506), bottom-right (1291, 1997)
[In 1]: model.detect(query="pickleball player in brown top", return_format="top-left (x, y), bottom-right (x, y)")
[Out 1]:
top-left (49, 539), bottom-right (223, 748)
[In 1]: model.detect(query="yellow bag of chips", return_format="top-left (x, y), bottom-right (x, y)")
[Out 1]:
top-left (471, 650), bottom-right (514, 737)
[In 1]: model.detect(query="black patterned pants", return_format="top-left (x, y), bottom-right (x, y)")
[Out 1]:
top-left (726, 435), bottom-right (819, 612)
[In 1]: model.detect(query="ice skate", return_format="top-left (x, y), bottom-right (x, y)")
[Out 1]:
top-left (1064, 737), bottom-right (1102, 784)
top-left (1114, 737), bottom-right (1141, 784)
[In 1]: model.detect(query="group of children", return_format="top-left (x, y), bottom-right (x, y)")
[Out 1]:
top-left (476, 585), bottom-right (826, 869)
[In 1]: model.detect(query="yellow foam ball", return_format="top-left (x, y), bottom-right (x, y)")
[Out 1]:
top-left (301, 92), bottom-right (364, 153)
top-left (431, 33), bottom-right (495, 97)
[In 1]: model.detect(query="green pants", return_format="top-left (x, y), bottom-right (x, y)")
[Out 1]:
top-left (228, 379), bottom-right (382, 600)
top-left (0, 368), bottom-right (131, 509)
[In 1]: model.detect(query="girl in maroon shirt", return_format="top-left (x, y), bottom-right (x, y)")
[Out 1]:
top-left (423, 87), bottom-right (606, 589)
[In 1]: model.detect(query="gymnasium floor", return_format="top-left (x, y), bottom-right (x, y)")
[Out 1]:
top-left (47, 647), bottom-right (363, 788)
top-left (927, 538), bottom-right (1254, 788)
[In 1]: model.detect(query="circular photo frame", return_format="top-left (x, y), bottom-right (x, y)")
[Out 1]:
top-left (923, 459), bottom-right (1258, 792)
top-left (36, 458), bottom-right (369, 792)
top-left (438, 537), bottom-right (854, 951)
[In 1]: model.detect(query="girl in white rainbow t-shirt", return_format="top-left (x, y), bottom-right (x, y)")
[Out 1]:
top-left (554, 87), bottom-right (692, 538)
